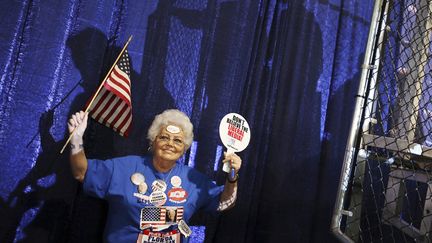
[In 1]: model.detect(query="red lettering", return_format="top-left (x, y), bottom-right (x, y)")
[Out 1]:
top-left (227, 130), bottom-right (244, 141)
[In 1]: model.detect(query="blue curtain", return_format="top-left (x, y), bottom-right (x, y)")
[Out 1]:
top-left (0, 0), bottom-right (374, 242)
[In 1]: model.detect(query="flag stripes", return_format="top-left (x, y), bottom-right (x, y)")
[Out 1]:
top-left (104, 65), bottom-right (131, 104)
top-left (87, 50), bottom-right (132, 136)
top-left (176, 208), bottom-right (184, 221)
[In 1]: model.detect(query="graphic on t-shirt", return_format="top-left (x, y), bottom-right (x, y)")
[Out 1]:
top-left (165, 206), bottom-right (183, 223)
top-left (137, 229), bottom-right (181, 243)
top-left (140, 206), bottom-right (167, 230)
top-left (167, 187), bottom-right (188, 203)
top-left (140, 206), bottom-right (184, 230)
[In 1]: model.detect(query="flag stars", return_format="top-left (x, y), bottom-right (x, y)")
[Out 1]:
top-left (119, 53), bottom-right (131, 76)
top-left (89, 48), bottom-right (132, 137)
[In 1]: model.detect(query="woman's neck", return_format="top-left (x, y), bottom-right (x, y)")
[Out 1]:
top-left (152, 158), bottom-right (176, 173)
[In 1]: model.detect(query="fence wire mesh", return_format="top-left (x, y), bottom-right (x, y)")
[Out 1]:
top-left (337, 0), bottom-right (432, 242)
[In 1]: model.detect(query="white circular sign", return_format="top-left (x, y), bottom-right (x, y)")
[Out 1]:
top-left (219, 113), bottom-right (251, 153)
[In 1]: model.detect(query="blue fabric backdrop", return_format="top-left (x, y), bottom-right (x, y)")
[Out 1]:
top-left (0, 0), bottom-right (374, 242)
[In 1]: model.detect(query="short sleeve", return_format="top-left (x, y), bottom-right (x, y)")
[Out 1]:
top-left (83, 158), bottom-right (115, 199)
top-left (199, 178), bottom-right (224, 213)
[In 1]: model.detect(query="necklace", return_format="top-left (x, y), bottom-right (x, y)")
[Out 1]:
top-left (152, 164), bottom-right (175, 192)
top-left (161, 165), bottom-right (175, 185)
top-left (149, 165), bottom-right (176, 207)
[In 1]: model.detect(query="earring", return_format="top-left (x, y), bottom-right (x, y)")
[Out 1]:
top-left (147, 144), bottom-right (153, 152)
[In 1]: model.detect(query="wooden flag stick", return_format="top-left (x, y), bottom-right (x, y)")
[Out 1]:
top-left (60, 35), bottom-right (133, 154)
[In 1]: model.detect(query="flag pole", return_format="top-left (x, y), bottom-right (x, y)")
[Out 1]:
top-left (60, 35), bottom-right (133, 154)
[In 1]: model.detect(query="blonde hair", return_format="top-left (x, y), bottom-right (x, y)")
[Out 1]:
top-left (147, 109), bottom-right (194, 149)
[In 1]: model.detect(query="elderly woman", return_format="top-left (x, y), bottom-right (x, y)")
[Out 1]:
top-left (68, 109), bottom-right (241, 243)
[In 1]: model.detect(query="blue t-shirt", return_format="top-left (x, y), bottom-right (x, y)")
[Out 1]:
top-left (83, 155), bottom-right (223, 242)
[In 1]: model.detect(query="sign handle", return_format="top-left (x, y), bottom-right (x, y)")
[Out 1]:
top-left (229, 167), bottom-right (236, 180)
top-left (223, 147), bottom-right (236, 173)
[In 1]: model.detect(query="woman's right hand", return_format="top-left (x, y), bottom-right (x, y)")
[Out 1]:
top-left (68, 111), bottom-right (88, 138)
top-left (68, 111), bottom-right (89, 181)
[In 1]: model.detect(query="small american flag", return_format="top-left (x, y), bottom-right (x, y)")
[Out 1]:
top-left (87, 50), bottom-right (132, 136)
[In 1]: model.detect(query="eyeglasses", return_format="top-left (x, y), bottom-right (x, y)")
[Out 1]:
top-left (157, 135), bottom-right (185, 147)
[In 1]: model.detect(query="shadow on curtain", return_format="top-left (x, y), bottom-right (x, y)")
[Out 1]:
top-left (0, 0), bottom-right (374, 242)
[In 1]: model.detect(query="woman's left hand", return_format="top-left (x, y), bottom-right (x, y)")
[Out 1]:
top-left (222, 152), bottom-right (242, 173)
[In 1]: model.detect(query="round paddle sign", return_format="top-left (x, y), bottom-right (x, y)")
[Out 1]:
top-left (219, 113), bottom-right (251, 172)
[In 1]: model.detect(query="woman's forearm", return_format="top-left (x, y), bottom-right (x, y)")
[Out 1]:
top-left (70, 136), bottom-right (87, 182)
top-left (218, 179), bottom-right (238, 211)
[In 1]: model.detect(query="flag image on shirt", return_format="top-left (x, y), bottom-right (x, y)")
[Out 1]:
top-left (87, 50), bottom-right (132, 136)
top-left (165, 206), bottom-right (183, 223)
top-left (140, 207), bottom-right (167, 230)
top-left (175, 207), bottom-right (183, 222)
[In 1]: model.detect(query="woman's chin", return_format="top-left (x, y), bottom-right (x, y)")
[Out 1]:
top-left (158, 153), bottom-right (180, 162)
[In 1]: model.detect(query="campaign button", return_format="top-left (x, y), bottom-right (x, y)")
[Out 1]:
top-left (152, 179), bottom-right (167, 192)
top-left (170, 176), bottom-right (182, 188)
top-left (131, 173), bottom-right (145, 186)
top-left (138, 182), bottom-right (148, 194)
top-left (168, 187), bottom-right (188, 203)
top-left (178, 220), bottom-right (192, 237)
top-left (150, 191), bottom-right (167, 207)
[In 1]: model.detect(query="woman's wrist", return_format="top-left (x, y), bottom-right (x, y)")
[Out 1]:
top-left (70, 136), bottom-right (84, 155)
top-left (227, 173), bottom-right (239, 183)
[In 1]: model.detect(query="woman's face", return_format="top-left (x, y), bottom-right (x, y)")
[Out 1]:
top-left (153, 125), bottom-right (186, 163)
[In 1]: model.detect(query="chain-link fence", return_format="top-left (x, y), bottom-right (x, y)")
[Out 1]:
top-left (332, 0), bottom-right (432, 242)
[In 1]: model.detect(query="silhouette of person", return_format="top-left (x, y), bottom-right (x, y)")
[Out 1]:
top-left (0, 110), bottom-right (76, 243)
top-left (0, 27), bottom-right (119, 243)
